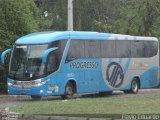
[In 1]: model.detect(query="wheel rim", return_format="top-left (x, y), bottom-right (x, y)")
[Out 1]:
top-left (132, 81), bottom-right (138, 93)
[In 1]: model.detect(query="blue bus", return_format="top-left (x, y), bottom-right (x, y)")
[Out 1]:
top-left (1, 31), bottom-right (159, 99)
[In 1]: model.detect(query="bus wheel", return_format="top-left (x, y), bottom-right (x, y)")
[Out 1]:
top-left (99, 91), bottom-right (112, 97)
top-left (123, 90), bottom-right (130, 94)
top-left (130, 78), bottom-right (139, 94)
top-left (31, 96), bottom-right (42, 100)
top-left (62, 82), bottom-right (74, 99)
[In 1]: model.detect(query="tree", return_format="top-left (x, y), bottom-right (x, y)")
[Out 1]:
top-left (73, 0), bottom-right (122, 32)
top-left (35, 0), bottom-right (122, 32)
top-left (35, 0), bottom-right (160, 39)
top-left (113, 0), bottom-right (160, 37)
top-left (36, 0), bottom-right (67, 31)
top-left (0, 0), bottom-right (38, 51)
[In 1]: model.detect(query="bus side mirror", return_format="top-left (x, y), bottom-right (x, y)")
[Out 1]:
top-left (1, 49), bottom-right (12, 64)
top-left (42, 47), bottom-right (58, 64)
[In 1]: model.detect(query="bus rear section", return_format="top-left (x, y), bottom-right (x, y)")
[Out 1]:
top-left (102, 37), bottom-right (159, 93)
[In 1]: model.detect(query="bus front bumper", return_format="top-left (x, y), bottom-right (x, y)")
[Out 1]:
top-left (7, 82), bottom-right (61, 97)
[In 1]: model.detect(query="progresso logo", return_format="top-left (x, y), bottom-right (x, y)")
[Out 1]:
top-left (106, 62), bottom-right (124, 88)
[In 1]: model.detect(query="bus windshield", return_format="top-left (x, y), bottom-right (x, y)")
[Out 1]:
top-left (8, 41), bottom-right (66, 81)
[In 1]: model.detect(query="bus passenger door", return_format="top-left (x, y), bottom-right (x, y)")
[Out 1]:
top-left (83, 40), bottom-right (100, 92)
top-left (85, 71), bottom-right (99, 92)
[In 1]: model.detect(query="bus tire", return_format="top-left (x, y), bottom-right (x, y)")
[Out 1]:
top-left (123, 90), bottom-right (130, 94)
top-left (31, 96), bottom-right (42, 100)
top-left (62, 82), bottom-right (74, 99)
top-left (99, 91), bottom-right (112, 97)
top-left (130, 78), bottom-right (139, 94)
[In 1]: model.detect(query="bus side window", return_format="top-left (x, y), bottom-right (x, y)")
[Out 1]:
top-left (67, 40), bottom-right (85, 62)
top-left (100, 40), bottom-right (116, 58)
top-left (144, 41), bottom-right (158, 57)
top-left (131, 40), bottom-right (145, 58)
top-left (46, 51), bottom-right (59, 73)
top-left (85, 40), bottom-right (101, 58)
top-left (116, 40), bottom-right (131, 58)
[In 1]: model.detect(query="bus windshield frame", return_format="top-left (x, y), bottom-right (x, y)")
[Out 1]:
top-left (8, 40), bottom-right (66, 81)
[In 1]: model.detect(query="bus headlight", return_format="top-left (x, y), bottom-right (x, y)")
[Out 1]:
top-left (34, 81), bottom-right (46, 87)
top-left (40, 90), bottom-right (43, 93)
top-left (8, 82), bottom-right (13, 86)
top-left (37, 82), bottom-right (42, 86)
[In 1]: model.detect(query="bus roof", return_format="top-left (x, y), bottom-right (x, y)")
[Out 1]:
top-left (15, 31), bottom-right (158, 44)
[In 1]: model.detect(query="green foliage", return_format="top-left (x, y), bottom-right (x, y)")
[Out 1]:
top-left (37, 0), bottom-right (160, 38)
top-left (73, 0), bottom-right (122, 31)
top-left (0, 0), bottom-right (160, 52)
top-left (37, 0), bottom-right (67, 31)
top-left (36, 0), bottom-right (123, 32)
top-left (0, 0), bottom-right (38, 51)
top-left (113, 0), bottom-right (160, 37)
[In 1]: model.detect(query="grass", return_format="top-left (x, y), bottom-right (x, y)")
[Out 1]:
top-left (10, 93), bottom-right (160, 117)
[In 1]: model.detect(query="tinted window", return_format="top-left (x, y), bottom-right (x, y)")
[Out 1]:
top-left (116, 40), bottom-right (131, 58)
top-left (67, 40), bottom-right (85, 59)
top-left (85, 40), bottom-right (101, 58)
top-left (67, 40), bottom-right (101, 59)
top-left (131, 40), bottom-right (158, 57)
top-left (46, 50), bottom-right (59, 73)
top-left (131, 40), bottom-right (145, 57)
top-left (67, 39), bottom-right (158, 60)
top-left (143, 41), bottom-right (158, 57)
top-left (46, 40), bottom-right (67, 74)
top-left (50, 40), bottom-right (67, 55)
top-left (101, 40), bottom-right (116, 58)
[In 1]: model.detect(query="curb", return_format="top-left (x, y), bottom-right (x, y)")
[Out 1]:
top-left (2, 108), bottom-right (121, 120)
top-left (1, 114), bottom-right (120, 120)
